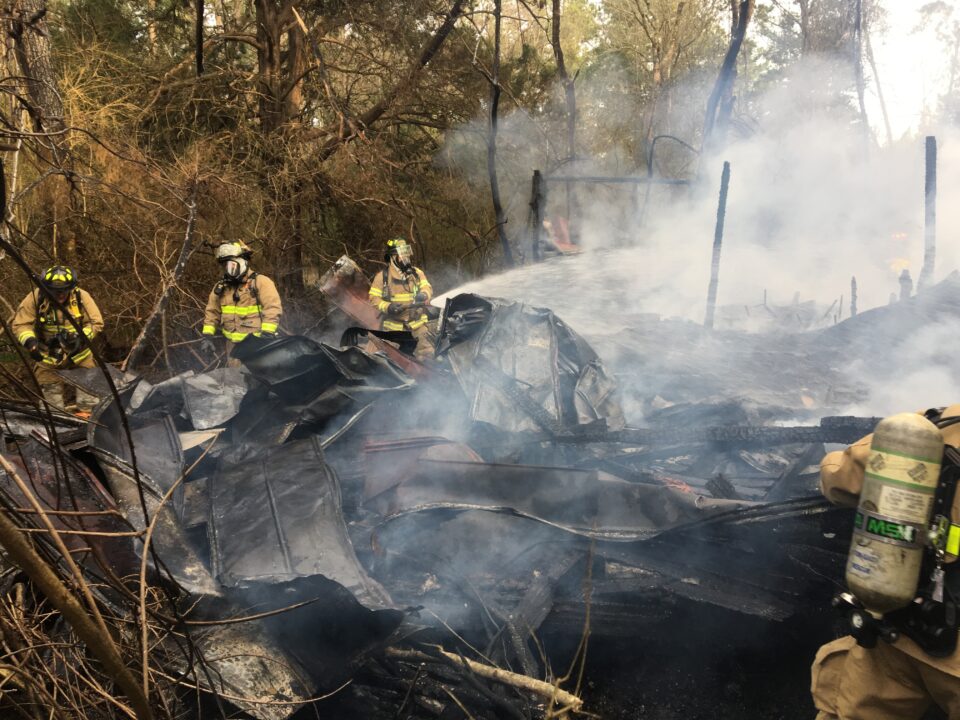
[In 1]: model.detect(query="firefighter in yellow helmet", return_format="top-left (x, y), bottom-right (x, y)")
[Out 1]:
top-left (201, 241), bottom-right (282, 366)
top-left (810, 406), bottom-right (960, 719)
top-left (368, 238), bottom-right (434, 359)
top-left (12, 265), bottom-right (104, 413)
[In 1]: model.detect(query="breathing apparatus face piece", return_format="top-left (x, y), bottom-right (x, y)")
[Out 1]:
top-left (221, 256), bottom-right (248, 281)
top-left (387, 239), bottom-right (413, 271)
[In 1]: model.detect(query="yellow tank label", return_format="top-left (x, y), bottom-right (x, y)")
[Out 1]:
top-left (865, 448), bottom-right (940, 489)
top-left (865, 448), bottom-right (940, 525)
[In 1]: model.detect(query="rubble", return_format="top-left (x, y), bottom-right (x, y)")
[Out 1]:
top-left (7, 270), bottom-right (941, 717)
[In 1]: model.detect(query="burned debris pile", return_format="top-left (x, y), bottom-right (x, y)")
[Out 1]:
top-left (0, 291), bottom-right (877, 718)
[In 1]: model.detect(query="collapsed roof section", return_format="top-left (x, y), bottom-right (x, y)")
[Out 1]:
top-left (0, 288), bottom-right (875, 717)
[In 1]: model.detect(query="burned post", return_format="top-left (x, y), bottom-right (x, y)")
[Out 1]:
top-left (529, 169), bottom-right (546, 262)
top-left (918, 136), bottom-right (937, 291)
top-left (704, 161), bottom-right (731, 330)
top-left (850, 276), bottom-right (858, 317)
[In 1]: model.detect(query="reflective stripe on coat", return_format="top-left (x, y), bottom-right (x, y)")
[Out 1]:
top-left (12, 288), bottom-right (104, 350)
top-left (202, 272), bottom-right (282, 342)
top-left (368, 264), bottom-right (432, 331)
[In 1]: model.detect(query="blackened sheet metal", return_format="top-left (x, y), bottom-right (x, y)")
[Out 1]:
top-left (0, 407), bottom-right (85, 437)
top-left (362, 437), bottom-right (483, 501)
top-left (0, 438), bottom-right (138, 576)
top-left (440, 294), bottom-right (625, 436)
top-left (181, 368), bottom-right (249, 430)
top-left (598, 499), bottom-right (850, 621)
top-left (232, 335), bottom-right (414, 408)
top-left (86, 373), bottom-right (187, 508)
top-left (178, 619), bottom-right (317, 720)
top-left (208, 435), bottom-right (394, 609)
top-left (368, 451), bottom-right (752, 541)
top-left (229, 576), bottom-right (405, 693)
top-left (53, 365), bottom-right (136, 400)
top-left (128, 372), bottom-right (192, 417)
top-left (95, 452), bottom-right (222, 598)
top-left (372, 508), bottom-right (587, 632)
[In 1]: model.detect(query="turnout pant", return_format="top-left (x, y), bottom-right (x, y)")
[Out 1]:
top-left (32, 354), bottom-right (98, 410)
top-left (811, 636), bottom-right (960, 720)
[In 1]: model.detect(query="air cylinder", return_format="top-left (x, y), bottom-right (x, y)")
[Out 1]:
top-left (846, 413), bottom-right (944, 616)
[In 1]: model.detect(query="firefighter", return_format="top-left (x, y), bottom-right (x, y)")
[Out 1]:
top-left (201, 241), bottom-right (282, 366)
top-left (810, 405), bottom-right (960, 720)
top-left (368, 238), bottom-right (434, 359)
top-left (12, 265), bottom-right (104, 414)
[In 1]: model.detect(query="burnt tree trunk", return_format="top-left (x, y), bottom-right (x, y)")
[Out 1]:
top-left (853, 0), bottom-right (870, 151)
top-left (702, 0), bottom-right (754, 157)
top-left (10, 0), bottom-right (64, 135)
top-left (551, 0), bottom-right (579, 245)
top-left (551, 0), bottom-right (576, 161)
top-left (864, 26), bottom-right (892, 145)
top-left (488, 0), bottom-right (513, 266)
top-left (9, 0), bottom-right (77, 259)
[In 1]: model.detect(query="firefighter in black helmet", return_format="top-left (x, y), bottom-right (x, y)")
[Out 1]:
top-left (12, 265), bottom-right (104, 414)
top-left (368, 238), bottom-right (434, 358)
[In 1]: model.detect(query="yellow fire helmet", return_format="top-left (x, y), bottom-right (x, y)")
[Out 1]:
top-left (41, 265), bottom-right (78, 293)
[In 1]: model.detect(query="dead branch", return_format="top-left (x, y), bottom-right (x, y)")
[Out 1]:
top-left (123, 179), bottom-right (199, 371)
top-left (0, 495), bottom-right (152, 718)
top-left (386, 646), bottom-right (584, 711)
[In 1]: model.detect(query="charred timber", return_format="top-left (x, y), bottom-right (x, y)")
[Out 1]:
top-left (552, 416), bottom-right (880, 447)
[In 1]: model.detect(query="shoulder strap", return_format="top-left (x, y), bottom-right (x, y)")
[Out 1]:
top-left (246, 272), bottom-right (264, 324)
top-left (381, 269), bottom-right (391, 301)
top-left (33, 289), bottom-right (46, 333)
top-left (937, 447), bottom-right (960, 522)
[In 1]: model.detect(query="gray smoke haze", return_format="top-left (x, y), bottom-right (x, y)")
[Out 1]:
top-left (436, 55), bottom-right (960, 419)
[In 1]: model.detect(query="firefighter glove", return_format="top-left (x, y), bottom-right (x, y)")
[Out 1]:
top-left (415, 292), bottom-right (428, 303)
top-left (200, 338), bottom-right (216, 355)
top-left (387, 303), bottom-right (404, 317)
top-left (24, 338), bottom-right (44, 362)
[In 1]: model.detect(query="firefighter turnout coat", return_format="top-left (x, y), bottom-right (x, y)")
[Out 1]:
top-left (368, 264), bottom-right (433, 332)
top-left (202, 271), bottom-right (282, 342)
top-left (12, 288), bottom-right (104, 365)
top-left (811, 405), bottom-right (960, 720)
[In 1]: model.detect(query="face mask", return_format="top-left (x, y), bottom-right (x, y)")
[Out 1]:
top-left (394, 244), bottom-right (413, 268)
top-left (223, 257), bottom-right (247, 280)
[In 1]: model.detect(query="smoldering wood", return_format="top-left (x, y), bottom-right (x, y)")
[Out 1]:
top-left (850, 276), bottom-right (858, 316)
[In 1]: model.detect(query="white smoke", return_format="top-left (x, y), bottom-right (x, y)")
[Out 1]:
top-left (435, 51), bottom-right (960, 418)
